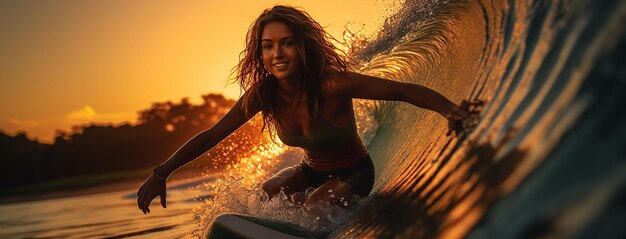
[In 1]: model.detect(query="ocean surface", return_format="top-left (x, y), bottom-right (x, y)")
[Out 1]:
top-left (2, 0), bottom-right (625, 238)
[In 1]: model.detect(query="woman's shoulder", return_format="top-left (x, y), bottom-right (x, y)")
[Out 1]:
top-left (323, 70), bottom-right (357, 98)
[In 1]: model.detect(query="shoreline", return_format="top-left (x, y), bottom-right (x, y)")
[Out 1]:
top-left (0, 169), bottom-right (209, 205)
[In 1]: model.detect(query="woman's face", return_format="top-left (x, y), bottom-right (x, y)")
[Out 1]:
top-left (261, 22), bottom-right (301, 82)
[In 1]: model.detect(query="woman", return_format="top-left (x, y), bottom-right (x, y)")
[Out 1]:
top-left (137, 5), bottom-right (479, 214)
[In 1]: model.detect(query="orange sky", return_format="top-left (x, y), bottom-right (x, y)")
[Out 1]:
top-left (0, 0), bottom-right (401, 143)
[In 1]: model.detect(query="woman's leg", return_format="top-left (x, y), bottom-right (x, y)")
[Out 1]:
top-left (304, 156), bottom-right (375, 207)
top-left (301, 178), bottom-right (354, 227)
top-left (304, 178), bottom-right (353, 207)
top-left (261, 166), bottom-right (312, 201)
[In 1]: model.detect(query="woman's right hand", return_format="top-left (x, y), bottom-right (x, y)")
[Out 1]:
top-left (137, 172), bottom-right (167, 214)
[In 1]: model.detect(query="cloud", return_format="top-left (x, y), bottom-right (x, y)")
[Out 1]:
top-left (65, 105), bottom-right (97, 119)
top-left (2, 109), bottom-right (136, 143)
top-left (6, 117), bottom-right (41, 127)
top-left (96, 112), bottom-right (136, 121)
top-left (64, 105), bottom-right (136, 124)
top-left (2, 117), bottom-right (51, 143)
top-left (64, 105), bottom-right (135, 123)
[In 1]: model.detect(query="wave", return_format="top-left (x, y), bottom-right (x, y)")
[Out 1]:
top-left (337, 0), bottom-right (626, 238)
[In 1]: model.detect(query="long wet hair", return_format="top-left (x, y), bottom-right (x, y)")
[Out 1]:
top-left (233, 5), bottom-right (351, 135)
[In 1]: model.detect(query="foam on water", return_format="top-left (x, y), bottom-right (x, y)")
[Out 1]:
top-left (192, 174), bottom-right (371, 238)
top-left (190, 98), bottom-right (382, 236)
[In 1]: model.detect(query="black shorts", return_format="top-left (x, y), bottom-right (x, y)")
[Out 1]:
top-left (293, 154), bottom-right (375, 197)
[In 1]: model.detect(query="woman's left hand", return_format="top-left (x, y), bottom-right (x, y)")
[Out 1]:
top-left (446, 100), bottom-right (484, 136)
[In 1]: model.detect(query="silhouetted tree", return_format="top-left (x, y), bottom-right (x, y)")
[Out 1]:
top-left (0, 93), bottom-right (266, 195)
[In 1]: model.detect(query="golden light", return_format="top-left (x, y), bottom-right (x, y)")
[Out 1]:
top-left (165, 123), bottom-right (175, 132)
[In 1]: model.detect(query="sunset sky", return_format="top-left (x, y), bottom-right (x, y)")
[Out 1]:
top-left (0, 0), bottom-right (400, 143)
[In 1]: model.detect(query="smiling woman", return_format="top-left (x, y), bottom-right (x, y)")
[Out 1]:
top-left (261, 23), bottom-right (301, 81)
top-left (136, 4), bottom-right (479, 226)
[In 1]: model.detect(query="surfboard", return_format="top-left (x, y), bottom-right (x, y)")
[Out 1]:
top-left (206, 213), bottom-right (320, 239)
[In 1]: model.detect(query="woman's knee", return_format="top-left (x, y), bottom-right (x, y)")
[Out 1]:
top-left (261, 167), bottom-right (310, 198)
top-left (261, 177), bottom-right (283, 198)
top-left (305, 178), bottom-right (352, 207)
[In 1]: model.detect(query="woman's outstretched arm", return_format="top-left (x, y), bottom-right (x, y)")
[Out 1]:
top-left (329, 72), bottom-right (481, 135)
top-left (137, 95), bottom-right (259, 214)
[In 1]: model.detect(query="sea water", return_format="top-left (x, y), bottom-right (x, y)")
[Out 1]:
top-left (1, 0), bottom-right (625, 238)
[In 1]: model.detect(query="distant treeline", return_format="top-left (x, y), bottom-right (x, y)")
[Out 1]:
top-left (0, 93), bottom-right (265, 193)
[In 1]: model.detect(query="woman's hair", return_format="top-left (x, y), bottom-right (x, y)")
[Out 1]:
top-left (232, 5), bottom-right (351, 136)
